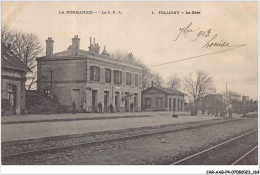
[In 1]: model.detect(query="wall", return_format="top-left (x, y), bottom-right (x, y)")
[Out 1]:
top-left (142, 93), bottom-right (167, 111)
top-left (37, 55), bottom-right (142, 112)
top-left (167, 95), bottom-right (185, 111)
top-left (1, 69), bottom-right (25, 115)
top-left (142, 88), bottom-right (185, 111)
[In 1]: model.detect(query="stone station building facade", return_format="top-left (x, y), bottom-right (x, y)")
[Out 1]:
top-left (37, 36), bottom-right (142, 112)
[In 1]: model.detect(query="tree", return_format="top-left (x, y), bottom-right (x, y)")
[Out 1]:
top-left (1, 26), bottom-right (43, 89)
top-left (184, 71), bottom-right (215, 114)
top-left (228, 91), bottom-right (241, 101)
top-left (109, 51), bottom-right (161, 90)
top-left (140, 65), bottom-right (154, 91)
top-left (167, 74), bottom-right (181, 90)
top-left (151, 73), bottom-right (164, 87)
top-left (1, 25), bottom-right (13, 46)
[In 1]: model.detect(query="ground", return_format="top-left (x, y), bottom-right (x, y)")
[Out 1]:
top-left (2, 111), bottom-right (239, 141)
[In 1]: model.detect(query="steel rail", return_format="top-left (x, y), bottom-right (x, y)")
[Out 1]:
top-left (231, 145), bottom-right (258, 165)
top-left (170, 129), bottom-right (258, 165)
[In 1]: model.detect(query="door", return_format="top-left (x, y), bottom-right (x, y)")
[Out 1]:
top-left (169, 98), bottom-right (172, 111)
top-left (104, 91), bottom-right (109, 112)
top-left (92, 90), bottom-right (98, 112)
top-left (156, 97), bottom-right (163, 110)
top-left (7, 84), bottom-right (17, 114)
top-left (134, 93), bottom-right (138, 108)
top-left (114, 91), bottom-right (120, 112)
top-left (145, 98), bottom-right (151, 109)
top-left (125, 92), bottom-right (129, 112)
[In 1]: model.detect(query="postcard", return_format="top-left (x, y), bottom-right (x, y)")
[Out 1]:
top-left (1, 1), bottom-right (258, 174)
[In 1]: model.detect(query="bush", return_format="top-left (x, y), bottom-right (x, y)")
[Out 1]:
top-left (2, 99), bottom-right (13, 116)
top-left (25, 90), bottom-right (61, 114)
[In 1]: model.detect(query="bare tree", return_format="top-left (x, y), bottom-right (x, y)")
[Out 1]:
top-left (167, 74), bottom-right (181, 90)
top-left (1, 26), bottom-right (43, 89)
top-left (140, 66), bottom-right (154, 90)
top-left (1, 25), bottom-right (13, 45)
top-left (228, 91), bottom-right (241, 101)
top-left (109, 51), bottom-right (157, 90)
top-left (184, 71), bottom-right (215, 114)
top-left (223, 91), bottom-right (241, 101)
top-left (152, 73), bottom-right (164, 87)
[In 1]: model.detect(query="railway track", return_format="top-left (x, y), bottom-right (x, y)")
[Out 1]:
top-left (231, 145), bottom-right (258, 165)
top-left (2, 115), bottom-right (257, 165)
top-left (2, 117), bottom-right (244, 164)
top-left (170, 129), bottom-right (258, 165)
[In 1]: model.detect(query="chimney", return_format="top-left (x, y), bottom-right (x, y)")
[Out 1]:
top-left (89, 37), bottom-right (93, 52)
top-left (102, 45), bottom-right (109, 56)
top-left (72, 35), bottom-right (80, 56)
top-left (96, 43), bottom-right (100, 54)
top-left (46, 37), bottom-right (54, 57)
top-left (88, 37), bottom-right (100, 54)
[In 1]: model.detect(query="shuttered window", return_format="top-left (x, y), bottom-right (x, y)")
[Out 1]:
top-left (90, 66), bottom-right (100, 82)
top-left (135, 74), bottom-right (138, 86)
top-left (114, 70), bottom-right (122, 84)
top-left (105, 68), bottom-right (111, 83)
top-left (126, 72), bottom-right (131, 85)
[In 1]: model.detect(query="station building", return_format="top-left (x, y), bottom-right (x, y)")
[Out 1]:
top-left (37, 36), bottom-right (142, 112)
top-left (1, 44), bottom-right (27, 115)
top-left (142, 84), bottom-right (185, 111)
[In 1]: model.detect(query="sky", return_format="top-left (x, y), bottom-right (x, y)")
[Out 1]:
top-left (1, 1), bottom-right (258, 99)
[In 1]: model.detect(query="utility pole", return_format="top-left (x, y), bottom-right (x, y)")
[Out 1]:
top-left (226, 81), bottom-right (228, 102)
top-left (50, 70), bottom-right (53, 95)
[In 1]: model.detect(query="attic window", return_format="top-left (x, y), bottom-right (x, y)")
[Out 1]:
top-left (3, 55), bottom-right (8, 60)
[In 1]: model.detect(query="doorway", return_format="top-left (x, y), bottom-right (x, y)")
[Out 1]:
top-left (169, 98), bottom-right (172, 111)
top-left (92, 90), bottom-right (98, 112)
top-left (104, 91), bottom-right (109, 112)
top-left (125, 92), bottom-right (129, 112)
top-left (156, 97), bottom-right (163, 110)
top-left (7, 84), bottom-right (17, 114)
top-left (115, 91), bottom-right (120, 111)
top-left (145, 98), bottom-right (151, 110)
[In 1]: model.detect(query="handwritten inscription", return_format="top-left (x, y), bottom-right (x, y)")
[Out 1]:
top-left (174, 22), bottom-right (243, 48)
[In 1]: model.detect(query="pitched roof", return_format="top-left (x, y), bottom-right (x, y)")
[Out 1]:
top-left (38, 48), bottom-right (142, 70)
top-left (1, 44), bottom-right (27, 72)
top-left (53, 49), bottom-right (95, 57)
top-left (142, 86), bottom-right (185, 96)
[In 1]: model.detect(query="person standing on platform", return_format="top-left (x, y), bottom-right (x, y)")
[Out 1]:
top-left (72, 101), bottom-right (76, 114)
top-left (82, 101), bottom-right (86, 113)
top-left (130, 102), bottom-right (134, 112)
top-left (98, 101), bottom-right (102, 113)
top-left (109, 104), bottom-right (113, 113)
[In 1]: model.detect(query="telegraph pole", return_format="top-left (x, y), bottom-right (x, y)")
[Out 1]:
top-left (50, 70), bottom-right (53, 95)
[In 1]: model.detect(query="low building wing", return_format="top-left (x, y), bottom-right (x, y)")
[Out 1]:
top-left (1, 44), bottom-right (28, 72)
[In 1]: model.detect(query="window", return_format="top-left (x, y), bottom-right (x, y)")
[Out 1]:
top-left (114, 70), bottom-right (122, 84)
top-left (144, 98), bottom-right (151, 109)
top-left (126, 72), bottom-right (131, 85)
top-left (135, 74), bottom-right (139, 86)
top-left (90, 66), bottom-right (100, 82)
top-left (7, 84), bottom-right (16, 106)
top-left (105, 68), bottom-right (111, 83)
